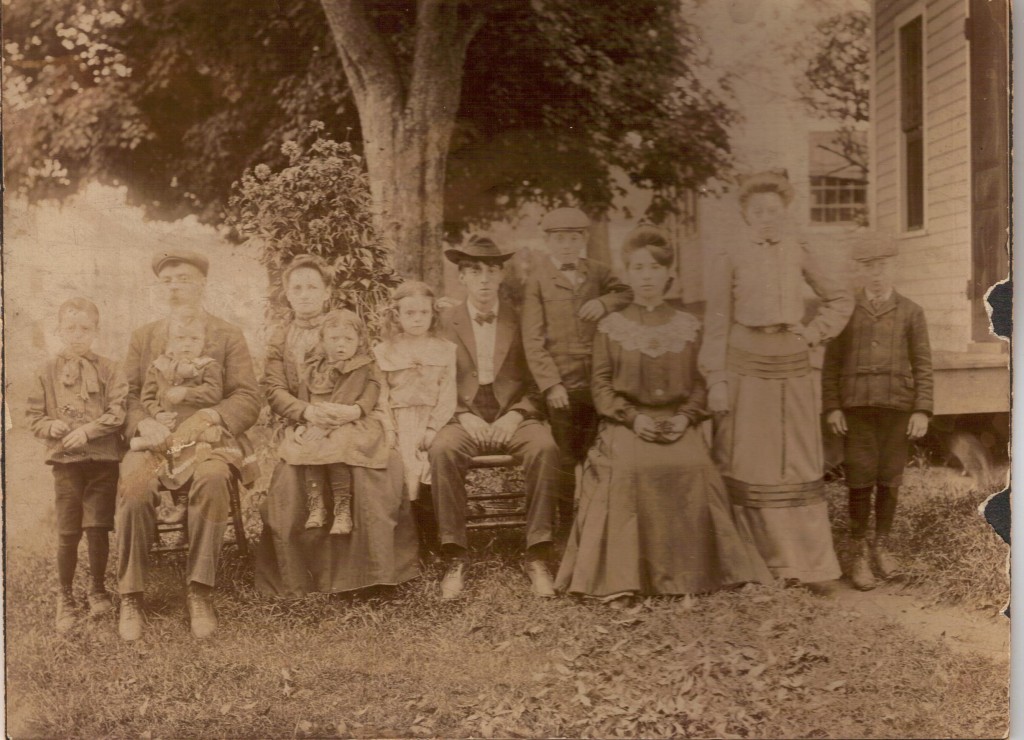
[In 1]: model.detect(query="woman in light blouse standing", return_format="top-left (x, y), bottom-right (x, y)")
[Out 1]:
top-left (699, 170), bottom-right (853, 590)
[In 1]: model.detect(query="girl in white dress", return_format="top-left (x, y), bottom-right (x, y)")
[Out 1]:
top-left (373, 281), bottom-right (457, 502)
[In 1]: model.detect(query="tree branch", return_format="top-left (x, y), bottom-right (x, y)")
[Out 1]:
top-left (319, 0), bottom-right (402, 107)
top-left (408, 0), bottom-right (486, 111)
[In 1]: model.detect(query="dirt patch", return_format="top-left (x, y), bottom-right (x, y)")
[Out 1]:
top-left (830, 580), bottom-right (1009, 661)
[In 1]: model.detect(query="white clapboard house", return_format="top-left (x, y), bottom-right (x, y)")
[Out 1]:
top-left (869, 0), bottom-right (1009, 455)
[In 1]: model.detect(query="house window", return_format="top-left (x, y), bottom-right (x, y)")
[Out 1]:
top-left (899, 15), bottom-right (925, 230)
top-left (809, 131), bottom-right (868, 224)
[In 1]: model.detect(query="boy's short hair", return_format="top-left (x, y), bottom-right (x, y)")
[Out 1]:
top-left (57, 297), bottom-right (100, 327)
top-left (168, 316), bottom-right (207, 338)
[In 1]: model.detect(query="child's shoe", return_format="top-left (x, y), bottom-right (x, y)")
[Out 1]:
top-left (55, 591), bottom-right (77, 634)
top-left (872, 537), bottom-right (900, 579)
top-left (849, 538), bottom-right (876, 591)
top-left (88, 589), bottom-right (114, 618)
top-left (305, 504), bottom-right (327, 529)
top-left (330, 507), bottom-right (354, 536)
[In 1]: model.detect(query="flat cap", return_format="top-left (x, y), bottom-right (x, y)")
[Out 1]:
top-left (444, 234), bottom-right (516, 265)
top-left (541, 207), bottom-right (591, 232)
top-left (152, 249), bottom-right (210, 276)
top-left (849, 233), bottom-right (898, 262)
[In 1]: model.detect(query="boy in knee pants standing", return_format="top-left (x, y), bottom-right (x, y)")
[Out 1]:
top-left (823, 234), bottom-right (933, 590)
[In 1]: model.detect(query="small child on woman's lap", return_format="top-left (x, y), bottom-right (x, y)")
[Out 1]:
top-left (373, 282), bottom-right (456, 546)
top-left (278, 309), bottom-right (390, 536)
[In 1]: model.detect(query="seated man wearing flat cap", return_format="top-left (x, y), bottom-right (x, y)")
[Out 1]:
top-left (428, 235), bottom-right (561, 600)
top-left (115, 250), bottom-right (260, 641)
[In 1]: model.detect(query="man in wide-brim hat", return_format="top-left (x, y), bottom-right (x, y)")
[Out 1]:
top-left (428, 235), bottom-right (561, 600)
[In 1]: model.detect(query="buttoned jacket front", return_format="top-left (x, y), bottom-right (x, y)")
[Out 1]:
top-left (521, 257), bottom-right (632, 392)
top-left (822, 290), bottom-right (933, 414)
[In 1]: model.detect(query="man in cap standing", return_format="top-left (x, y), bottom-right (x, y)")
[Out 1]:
top-left (521, 207), bottom-right (632, 531)
top-left (823, 234), bottom-right (933, 591)
top-left (428, 235), bottom-right (561, 599)
top-left (115, 250), bottom-right (260, 640)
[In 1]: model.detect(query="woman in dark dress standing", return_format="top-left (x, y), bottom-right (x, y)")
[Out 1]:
top-left (254, 254), bottom-right (419, 597)
top-left (556, 227), bottom-right (769, 605)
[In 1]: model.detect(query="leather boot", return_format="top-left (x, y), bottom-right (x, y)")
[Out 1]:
top-left (187, 583), bottom-right (218, 639)
top-left (55, 591), bottom-right (77, 634)
top-left (872, 536), bottom-right (900, 579)
top-left (118, 593), bottom-right (144, 641)
top-left (440, 561), bottom-right (465, 600)
top-left (849, 538), bottom-right (876, 591)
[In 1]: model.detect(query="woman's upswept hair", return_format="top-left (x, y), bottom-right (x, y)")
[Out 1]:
top-left (282, 253), bottom-right (334, 290)
top-left (737, 169), bottom-right (795, 208)
top-left (621, 225), bottom-right (674, 268)
top-left (384, 280), bottom-right (441, 338)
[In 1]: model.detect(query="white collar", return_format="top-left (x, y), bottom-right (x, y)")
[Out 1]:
top-left (550, 254), bottom-right (584, 272)
top-left (467, 299), bottom-right (500, 320)
top-left (864, 287), bottom-right (893, 304)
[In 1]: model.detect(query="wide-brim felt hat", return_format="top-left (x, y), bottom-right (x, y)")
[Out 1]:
top-left (444, 235), bottom-right (516, 264)
top-left (849, 232), bottom-right (899, 262)
top-left (152, 249), bottom-right (210, 276)
top-left (737, 168), bottom-right (795, 205)
top-left (541, 206), bottom-right (591, 232)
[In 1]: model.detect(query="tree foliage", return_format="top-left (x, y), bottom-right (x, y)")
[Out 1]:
top-left (228, 122), bottom-right (399, 328)
top-left (5, 0), bottom-right (736, 238)
top-left (794, 9), bottom-right (870, 187)
top-left (796, 9), bottom-right (870, 124)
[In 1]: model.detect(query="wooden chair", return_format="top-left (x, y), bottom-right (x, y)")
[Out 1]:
top-left (151, 476), bottom-right (249, 558)
top-left (465, 454), bottom-right (527, 530)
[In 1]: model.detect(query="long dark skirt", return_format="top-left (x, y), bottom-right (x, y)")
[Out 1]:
top-left (254, 450), bottom-right (420, 597)
top-left (555, 420), bottom-right (771, 598)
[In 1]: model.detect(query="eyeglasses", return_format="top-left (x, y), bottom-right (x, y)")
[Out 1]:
top-left (159, 276), bottom-right (201, 285)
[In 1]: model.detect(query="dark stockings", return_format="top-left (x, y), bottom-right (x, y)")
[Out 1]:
top-left (849, 485), bottom-right (899, 539)
top-left (57, 528), bottom-right (109, 594)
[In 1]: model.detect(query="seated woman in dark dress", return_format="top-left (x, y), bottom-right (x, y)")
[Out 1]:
top-left (555, 226), bottom-right (770, 606)
top-left (253, 254), bottom-right (419, 598)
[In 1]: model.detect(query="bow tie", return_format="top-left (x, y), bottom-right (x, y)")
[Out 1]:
top-left (474, 311), bottom-right (496, 325)
top-left (559, 263), bottom-right (577, 271)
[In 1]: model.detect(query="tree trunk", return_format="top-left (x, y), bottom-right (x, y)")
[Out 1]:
top-left (319, 0), bottom-right (484, 287)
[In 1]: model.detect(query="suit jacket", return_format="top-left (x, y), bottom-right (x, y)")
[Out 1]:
top-left (439, 301), bottom-right (542, 421)
top-left (822, 290), bottom-right (933, 414)
top-left (124, 312), bottom-right (260, 439)
top-left (521, 257), bottom-right (632, 392)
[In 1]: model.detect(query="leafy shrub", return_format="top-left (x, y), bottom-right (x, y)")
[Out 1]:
top-left (229, 121), bottom-right (400, 332)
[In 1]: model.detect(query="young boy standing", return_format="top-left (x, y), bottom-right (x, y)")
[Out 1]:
top-left (822, 235), bottom-right (933, 590)
top-left (26, 298), bottom-right (128, 632)
top-left (521, 207), bottom-right (632, 529)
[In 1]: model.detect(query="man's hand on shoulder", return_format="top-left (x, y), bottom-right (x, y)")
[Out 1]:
top-left (577, 298), bottom-right (606, 322)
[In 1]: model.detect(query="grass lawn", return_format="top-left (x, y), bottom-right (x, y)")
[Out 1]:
top-left (4, 426), bottom-right (1008, 739)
